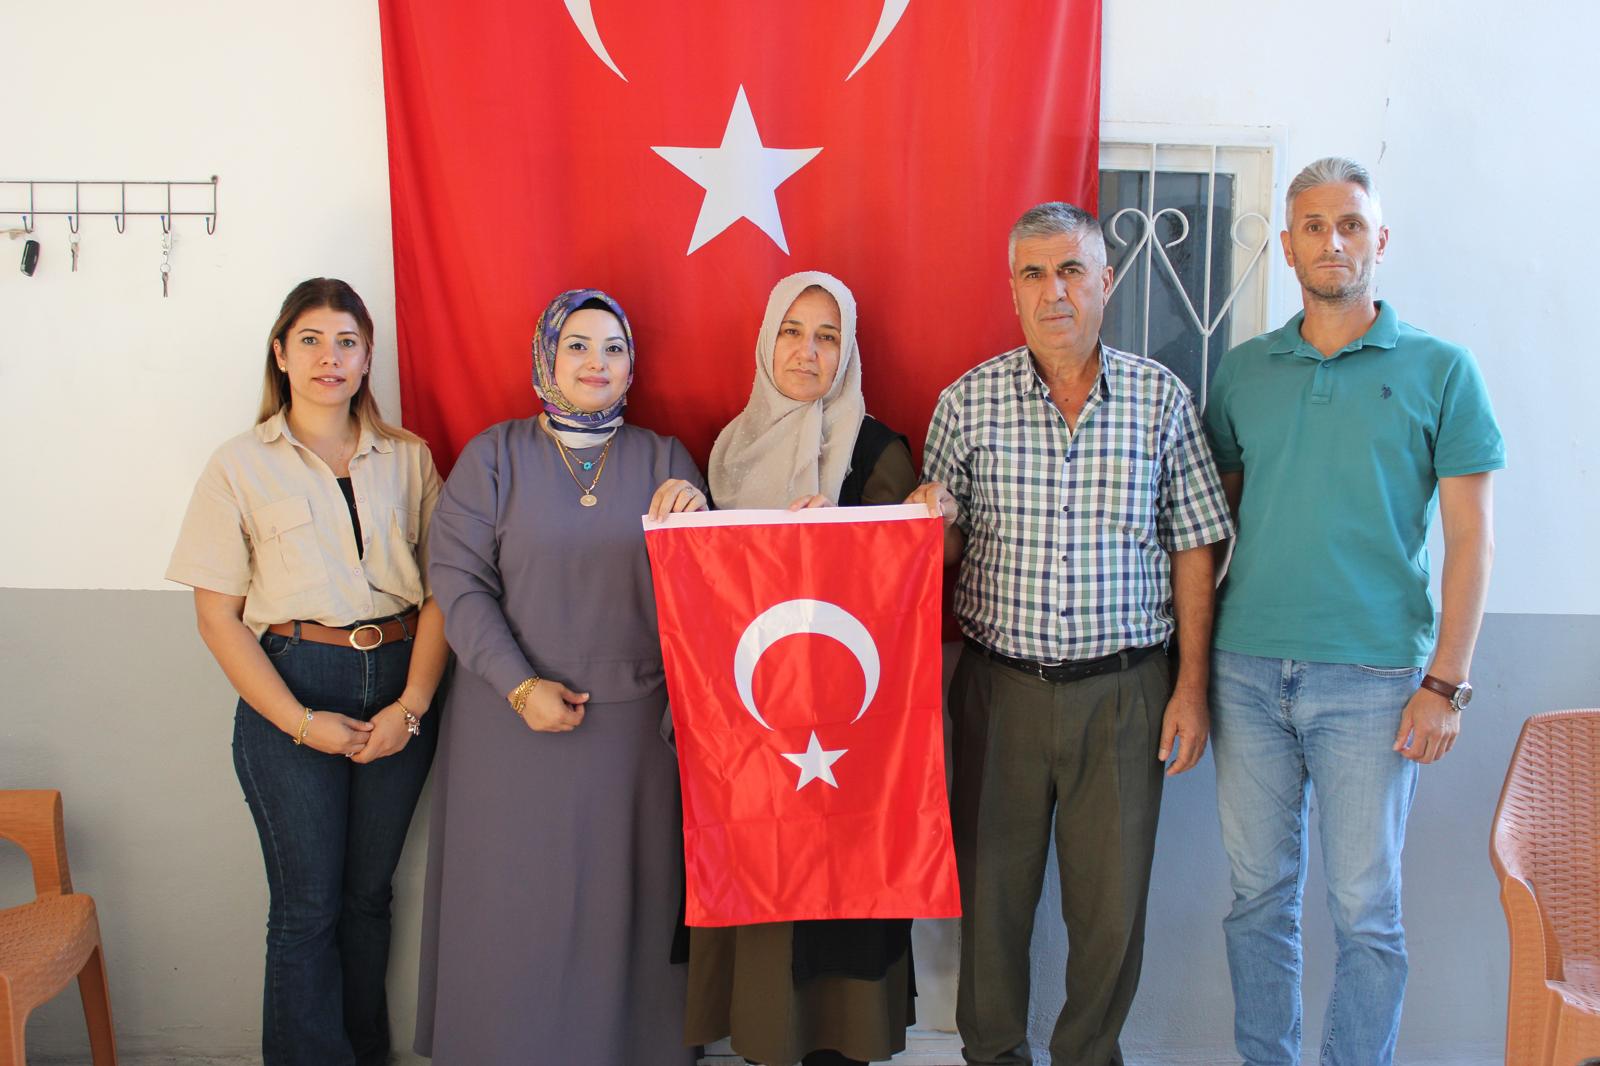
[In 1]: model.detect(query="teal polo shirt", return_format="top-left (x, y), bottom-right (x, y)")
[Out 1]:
top-left (1204, 301), bottom-right (1505, 667)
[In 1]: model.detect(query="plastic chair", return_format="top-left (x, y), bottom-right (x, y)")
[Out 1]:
top-left (0, 790), bottom-right (117, 1065)
top-left (1490, 709), bottom-right (1600, 1066)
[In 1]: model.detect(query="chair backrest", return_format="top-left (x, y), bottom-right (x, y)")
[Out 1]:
top-left (0, 788), bottom-right (73, 897)
top-left (1490, 709), bottom-right (1600, 971)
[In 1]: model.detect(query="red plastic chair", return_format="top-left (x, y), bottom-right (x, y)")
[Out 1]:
top-left (1490, 710), bottom-right (1600, 1066)
top-left (0, 790), bottom-right (117, 1065)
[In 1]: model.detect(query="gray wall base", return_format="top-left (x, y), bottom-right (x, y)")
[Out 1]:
top-left (2, 590), bottom-right (1593, 1062)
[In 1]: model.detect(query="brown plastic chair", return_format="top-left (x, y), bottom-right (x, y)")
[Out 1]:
top-left (1490, 709), bottom-right (1600, 1066)
top-left (0, 790), bottom-right (116, 1065)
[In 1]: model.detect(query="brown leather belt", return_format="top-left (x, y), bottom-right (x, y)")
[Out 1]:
top-left (266, 611), bottom-right (418, 651)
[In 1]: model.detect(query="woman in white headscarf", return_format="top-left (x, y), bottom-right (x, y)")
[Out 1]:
top-left (708, 271), bottom-right (914, 512)
top-left (692, 271), bottom-right (918, 1066)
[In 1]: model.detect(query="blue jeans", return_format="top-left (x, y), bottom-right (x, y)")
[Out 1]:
top-left (233, 628), bottom-right (437, 1066)
top-left (1210, 649), bottom-right (1420, 1066)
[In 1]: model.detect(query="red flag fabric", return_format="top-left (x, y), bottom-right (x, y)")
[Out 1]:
top-left (378, 0), bottom-right (1101, 473)
top-left (644, 506), bottom-right (958, 926)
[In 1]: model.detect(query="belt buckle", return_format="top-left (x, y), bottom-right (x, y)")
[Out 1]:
top-left (349, 624), bottom-right (384, 651)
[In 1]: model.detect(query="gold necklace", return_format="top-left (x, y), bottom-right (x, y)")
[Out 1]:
top-left (547, 426), bottom-right (613, 507)
top-left (320, 436), bottom-right (356, 473)
top-left (301, 424), bottom-right (357, 474)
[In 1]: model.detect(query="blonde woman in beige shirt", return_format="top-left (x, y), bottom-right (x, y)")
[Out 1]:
top-left (167, 278), bottom-right (448, 1066)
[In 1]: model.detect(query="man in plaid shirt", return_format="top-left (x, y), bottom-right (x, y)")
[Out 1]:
top-left (911, 201), bottom-right (1233, 1066)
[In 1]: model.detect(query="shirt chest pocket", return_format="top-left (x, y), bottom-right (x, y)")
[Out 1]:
top-left (1087, 456), bottom-right (1161, 539)
top-left (364, 506), bottom-right (423, 600)
top-left (246, 496), bottom-right (328, 595)
top-left (394, 507), bottom-right (419, 546)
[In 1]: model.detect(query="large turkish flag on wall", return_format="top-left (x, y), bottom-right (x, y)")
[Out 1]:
top-left (644, 506), bottom-right (957, 926)
top-left (378, 0), bottom-right (1101, 473)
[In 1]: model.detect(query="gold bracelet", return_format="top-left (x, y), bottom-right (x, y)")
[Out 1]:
top-left (294, 707), bottom-right (314, 746)
top-left (508, 675), bottom-right (542, 715)
top-left (395, 697), bottom-right (421, 736)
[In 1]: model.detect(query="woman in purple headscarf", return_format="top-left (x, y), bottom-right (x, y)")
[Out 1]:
top-left (414, 289), bottom-right (706, 1065)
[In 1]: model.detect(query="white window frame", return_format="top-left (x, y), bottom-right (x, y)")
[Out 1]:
top-left (1099, 123), bottom-right (1289, 409)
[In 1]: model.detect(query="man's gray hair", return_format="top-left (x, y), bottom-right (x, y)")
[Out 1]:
top-left (1286, 157), bottom-right (1383, 223)
top-left (1007, 201), bottom-right (1106, 267)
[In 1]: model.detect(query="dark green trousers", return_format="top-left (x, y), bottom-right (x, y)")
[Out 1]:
top-left (949, 645), bottom-right (1171, 1066)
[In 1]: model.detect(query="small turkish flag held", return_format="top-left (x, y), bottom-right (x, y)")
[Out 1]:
top-left (378, 0), bottom-right (1100, 473)
top-left (644, 505), bottom-right (958, 927)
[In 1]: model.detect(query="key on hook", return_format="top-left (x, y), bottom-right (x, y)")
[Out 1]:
top-left (160, 230), bottom-right (174, 297)
top-left (70, 231), bottom-right (81, 272)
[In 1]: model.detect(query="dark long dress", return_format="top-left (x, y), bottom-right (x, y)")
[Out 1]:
top-left (414, 418), bottom-right (703, 1066)
top-left (685, 418), bottom-right (920, 1066)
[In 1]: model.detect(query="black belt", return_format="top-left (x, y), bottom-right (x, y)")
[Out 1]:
top-left (963, 636), bottom-right (1163, 684)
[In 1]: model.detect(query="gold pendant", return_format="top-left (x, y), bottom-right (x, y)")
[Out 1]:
top-left (580, 493), bottom-right (598, 508)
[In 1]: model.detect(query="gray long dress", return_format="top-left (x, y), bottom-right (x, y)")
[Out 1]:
top-left (414, 418), bottom-right (703, 1066)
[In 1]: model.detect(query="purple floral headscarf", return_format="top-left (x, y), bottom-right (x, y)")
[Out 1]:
top-left (531, 288), bottom-right (635, 434)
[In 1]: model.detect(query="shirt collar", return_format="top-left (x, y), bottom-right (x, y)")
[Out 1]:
top-left (1269, 300), bottom-right (1400, 359)
top-left (255, 409), bottom-right (290, 443)
top-left (1014, 342), bottom-right (1114, 400)
top-left (255, 407), bottom-right (393, 456)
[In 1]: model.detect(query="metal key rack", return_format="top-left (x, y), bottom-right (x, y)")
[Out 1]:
top-left (2, 177), bottom-right (219, 234)
top-left (4, 177), bottom-right (219, 292)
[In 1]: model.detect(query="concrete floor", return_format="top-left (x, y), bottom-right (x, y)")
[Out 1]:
top-left (31, 1046), bottom-right (1503, 1065)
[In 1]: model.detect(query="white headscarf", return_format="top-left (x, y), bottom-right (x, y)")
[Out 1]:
top-left (708, 272), bottom-right (866, 509)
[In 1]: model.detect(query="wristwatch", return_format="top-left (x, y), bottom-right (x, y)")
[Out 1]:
top-left (1420, 674), bottom-right (1473, 712)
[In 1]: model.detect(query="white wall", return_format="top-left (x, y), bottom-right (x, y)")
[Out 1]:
top-left (0, 1), bottom-right (400, 591)
top-left (3, 1), bottom-right (1596, 1064)
top-left (1102, 0), bottom-right (1599, 617)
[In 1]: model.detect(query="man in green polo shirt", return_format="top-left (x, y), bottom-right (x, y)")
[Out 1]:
top-left (1203, 156), bottom-right (1503, 1066)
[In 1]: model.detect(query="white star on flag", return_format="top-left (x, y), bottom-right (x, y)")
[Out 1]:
top-left (781, 730), bottom-right (848, 790)
top-left (652, 85), bottom-right (822, 255)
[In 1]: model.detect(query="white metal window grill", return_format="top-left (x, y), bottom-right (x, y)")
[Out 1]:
top-left (1098, 141), bottom-right (1276, 411)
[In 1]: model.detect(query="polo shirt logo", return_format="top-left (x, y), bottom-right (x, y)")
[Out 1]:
top-left (1381, 384), bottom-right (1392, 399)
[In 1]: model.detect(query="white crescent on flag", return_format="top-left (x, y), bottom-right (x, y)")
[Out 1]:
top-left (732, 597), bottom-right (880, 729)
top-left (561, 0), bottom-right (627, 80)
top-left (845, 0), bottom-right (913, 80)
top-left (563, 0), bottom-right (912, 82)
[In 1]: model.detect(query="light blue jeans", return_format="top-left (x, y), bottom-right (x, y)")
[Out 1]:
top-left (1210, 649), bottom-right (1420, 1066)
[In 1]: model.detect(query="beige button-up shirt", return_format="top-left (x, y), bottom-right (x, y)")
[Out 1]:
top-left (167, 410), bottom-right (442, 636)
